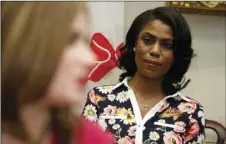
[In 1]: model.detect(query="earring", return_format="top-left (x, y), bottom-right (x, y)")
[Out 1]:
top-left (133, 47), bottom-right (136, 51)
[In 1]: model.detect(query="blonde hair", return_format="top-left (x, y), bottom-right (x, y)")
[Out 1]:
top-left (2, 2), bottom-right (86, 143)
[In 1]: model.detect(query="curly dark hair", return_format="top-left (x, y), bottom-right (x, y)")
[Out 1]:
top-left (118, 6), bottom-right (195, 95)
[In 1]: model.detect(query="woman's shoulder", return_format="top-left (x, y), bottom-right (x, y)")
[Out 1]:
top-left (176, 93), bottom-right (204, 110)
top-left (87, 78), bottom-right (130, 96)
top-left (88, 81), bottom-right (124, 96)
top-left (176, 94), bottom-right (205, 122)
top-left (171, 93), bottom-right (205, 121)
top-left (91, 85), bottom-right (115, 93)
top-left (183, 95), bottom-right (204, 110)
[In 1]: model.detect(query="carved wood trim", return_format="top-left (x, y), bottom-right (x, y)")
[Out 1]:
top-left (166, 2), bottom-right (226, 16)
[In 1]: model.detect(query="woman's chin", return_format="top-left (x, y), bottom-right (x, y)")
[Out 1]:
top-left (141, 71), bottom-right (162, 80)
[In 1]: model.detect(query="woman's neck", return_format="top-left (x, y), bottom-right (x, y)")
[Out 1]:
top-left (19, 101), bottom-right (51, 143)
top-left (128, 72), bottom-right (164, 98)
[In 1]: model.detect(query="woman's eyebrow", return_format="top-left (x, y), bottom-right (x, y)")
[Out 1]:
top-left (142, 31), bottom-right (173, 41)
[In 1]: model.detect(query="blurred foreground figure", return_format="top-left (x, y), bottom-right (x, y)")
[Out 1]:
top-left (2, 2), bottom-right (114, 144)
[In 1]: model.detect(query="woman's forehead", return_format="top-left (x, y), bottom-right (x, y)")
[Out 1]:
top-left (139, 19), bottom-right (173, 39)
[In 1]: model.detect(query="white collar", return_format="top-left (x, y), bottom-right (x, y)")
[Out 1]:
top-left (111, 77), bottom-right (191, 102)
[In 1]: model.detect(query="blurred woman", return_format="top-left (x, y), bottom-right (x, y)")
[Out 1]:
top-left (2, 2), bottom-right (114, 144)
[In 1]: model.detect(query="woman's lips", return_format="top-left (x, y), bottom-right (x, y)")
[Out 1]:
top-left (144, 59), bottom-right (162, 68)
top-left (78, 76), bottom-right (88, 87)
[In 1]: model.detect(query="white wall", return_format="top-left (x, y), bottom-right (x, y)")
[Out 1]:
top-left (124, 2), bottom-right (226, 143)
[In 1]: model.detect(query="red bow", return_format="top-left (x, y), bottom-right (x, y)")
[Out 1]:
top-left (88, 33), bottom-right (123, 82)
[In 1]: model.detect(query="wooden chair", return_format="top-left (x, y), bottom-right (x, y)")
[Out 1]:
top-left (205, 119), bottom-right (226, 144)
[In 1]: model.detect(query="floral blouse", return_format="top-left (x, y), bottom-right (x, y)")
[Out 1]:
top-left (82, 77), bottom-right (205, 144)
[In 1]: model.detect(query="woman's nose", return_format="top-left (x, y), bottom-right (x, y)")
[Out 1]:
top-left (149, 43), bottom-right (161, 59)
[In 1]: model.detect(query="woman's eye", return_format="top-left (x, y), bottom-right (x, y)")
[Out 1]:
top-left (143, 37), bottom-right (153, 45)
top-left (162, 42), bottom-right (173, 49)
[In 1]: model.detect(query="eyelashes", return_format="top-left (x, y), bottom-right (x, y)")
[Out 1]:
top-left (142, 36), bottom-right (173, 49)
top-left (142, 37), bottom-right (153, 45)
top-left (161, 41), bottom-right (173, 49)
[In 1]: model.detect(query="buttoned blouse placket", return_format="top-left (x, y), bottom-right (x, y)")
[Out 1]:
top-left (125, 83), bottom-right (179, 144)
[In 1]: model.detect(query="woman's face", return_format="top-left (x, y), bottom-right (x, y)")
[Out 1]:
top-left (135, 19), bottom-right (174, 80)
top-left (45, 11), bottom-right (96, 108)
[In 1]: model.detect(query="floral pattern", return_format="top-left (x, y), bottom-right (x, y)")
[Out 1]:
top-left (157, 119), bottom-right (166, 124)
top-left (158, 100), bottom-right (170, 112)
top-left (128, 126), bottom-right (136, 136)
top-left (117, 136), bottom-right (135, 144)
top-left (184, 119), bottom-right (200, 142)
top-left (163, 131), bottom-right (182, 144)
top-left (108, 94), bottom-right (116, 101)
top-left (149, 131), bottom-right (160, 141)
top-left (178, 101), bottom-right (197, 114)
top-left (83, 104), bottom-right (98, 122)
top-left (97, 85), bottom-right (114, 94)
top-left (118, 108), bottom-right (135, 125)
top-left (109, 119), bottom-right (116, 125)
top-left (174, 121), bottom-right (186, 133)
top-left (82, 78), bottom-right (205, 144)
top-left (103, 105), bottom-right (118, 116)
top-left (116, 91), bottom-right (129, 103)
top-left (89, 89), bottom-right (106, 107)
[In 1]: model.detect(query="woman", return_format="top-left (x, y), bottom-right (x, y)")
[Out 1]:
top-left (2, 2), bottom-right (114, 144)
top-left (82, 6), bottom-right (205, 144)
